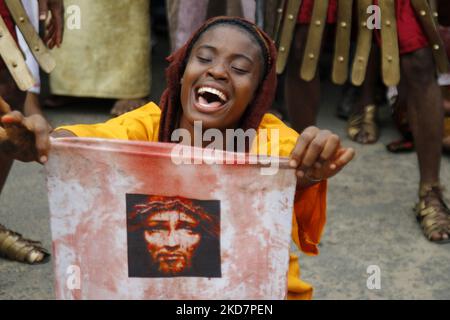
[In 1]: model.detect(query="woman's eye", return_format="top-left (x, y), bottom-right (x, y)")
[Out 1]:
top-left (232, 66), bottom-right (249, 74)
top-left (197, 56), bottom-right (212, 63)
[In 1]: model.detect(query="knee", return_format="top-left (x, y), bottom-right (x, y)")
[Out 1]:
top-left (401, 48), bottom-right (437, 87)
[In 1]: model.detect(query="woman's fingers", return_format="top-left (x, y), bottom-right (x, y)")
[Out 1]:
top-left (300, 133), bottom-right (328, 172)
top-left (0, 97), bottom-right (12, 115)
top-left (332, 147), bottom-right (355, 170)
top-left (320, 133), bottom-right (340, 162)
top-left (0, 110), bottom-right (51, 163)
top-left (22, 116), bottom-right (51, 163)
top-left (45, 23), bottom-right (56, 42)
top-left (291, 127), bottom-right (356, 183)
top-left (1, 111), bottom-right (24, 124)
top-left (289, 126), bottom-right (319, 167)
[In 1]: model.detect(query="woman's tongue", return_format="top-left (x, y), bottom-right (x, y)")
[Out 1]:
top-left (198, 95), bottom-right (223, 109)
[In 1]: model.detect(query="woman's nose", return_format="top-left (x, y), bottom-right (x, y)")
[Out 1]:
top-left (207, 62), bottom-right (228, 81)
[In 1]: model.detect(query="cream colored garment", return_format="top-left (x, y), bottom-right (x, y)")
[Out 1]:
top-left (50, 0), bottom-right (151, 99)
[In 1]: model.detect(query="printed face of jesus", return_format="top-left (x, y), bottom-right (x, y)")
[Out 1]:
top-left (144, 210), bottom-right (201, 275)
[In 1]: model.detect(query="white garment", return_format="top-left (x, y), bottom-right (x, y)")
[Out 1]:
top-left (438, 73), bottom-right (450, 86)
top-left (16, 0), bottom-right (40, 94)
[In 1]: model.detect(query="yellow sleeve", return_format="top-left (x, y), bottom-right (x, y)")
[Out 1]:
top-left (56, 102), bottom-right (161, 142)
top-left (252, 113), bottom-right (299, 157)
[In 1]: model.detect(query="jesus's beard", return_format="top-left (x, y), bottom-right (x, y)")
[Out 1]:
top-left (156, 253), bottom-right (192, 275)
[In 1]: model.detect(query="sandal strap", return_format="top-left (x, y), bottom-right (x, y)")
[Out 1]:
top-left (419, 183), bottom-right (444, 198)
top-left (0, 224), bottom-right (49, 264)
top-left (415, 187), bottom-right (450, 240)
top-left (416, 206), bottom-right (450, 240)
top-left (347, 105), bottom-right (378, 140)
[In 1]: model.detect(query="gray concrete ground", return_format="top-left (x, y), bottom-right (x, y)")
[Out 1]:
top-left (1, 35), bottom-right (450, 300)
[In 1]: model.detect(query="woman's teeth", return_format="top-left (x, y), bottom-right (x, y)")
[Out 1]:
top-left (197, 87), bottom-right (227, 102)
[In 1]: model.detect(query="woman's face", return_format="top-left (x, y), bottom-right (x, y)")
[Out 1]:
top-left (180, 25), bottom-right (264, 130)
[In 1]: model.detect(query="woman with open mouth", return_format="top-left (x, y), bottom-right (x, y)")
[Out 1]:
top-left (0, 17), bottom-right (355, 299)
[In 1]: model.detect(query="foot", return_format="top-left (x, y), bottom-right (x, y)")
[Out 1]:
top-left (110, 98), bottom-right (148, 117)
top-left (347, 105), bottom-right (379, 144)
top-left (0, 224), bottom-right (49, 264)
top-left (386, 138), bottom-right (414, 153)
top-left (415, 184), bottom-right (450, 242)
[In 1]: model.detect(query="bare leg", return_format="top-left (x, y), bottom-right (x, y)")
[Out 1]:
top-left (285, 25), bottom-right (320, 133)
top-left (386, 77), bottom-right (415, 153)
top-left (23, 92), bottom-right (43, 116)
top-left (0, 155), bottom-right (13, 195)
top-left (440, 86), bottom-right (449, 152)
top-left (0, 69), bottom-right (25, 195)
top-left (443, 88), bottom-right (450, 115)
top-left (401, 48), bottom-right (442, 185)
top-left (0, 69), bottom-right (25, 113)
top-left (401, 48), bottom-right (449, 242)
top-left (0, 71), bottom-right (49, 263)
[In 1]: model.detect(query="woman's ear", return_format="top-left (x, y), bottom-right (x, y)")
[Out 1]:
top-left (180, 77), bottom-right (183, 85)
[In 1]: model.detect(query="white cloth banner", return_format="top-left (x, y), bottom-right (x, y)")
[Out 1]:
top-left (46, 138), bottom-right (297, 300)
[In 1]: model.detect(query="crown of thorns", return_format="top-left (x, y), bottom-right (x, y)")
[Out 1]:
top-left (128, 196), bottom-right (219, 238)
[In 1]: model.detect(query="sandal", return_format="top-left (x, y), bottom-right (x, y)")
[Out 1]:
top-left (347, 105), bottom-right (379, 144)
top-left (0, 224), bottom-right (49, 264)
top-left (415, 184), bottom-right (450, 243)
top-left (386, 138), bottom-right (414, 153)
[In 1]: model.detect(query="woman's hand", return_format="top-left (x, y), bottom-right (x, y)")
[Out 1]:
top-left (39, 0), bottom-right (64, 49)
top-left (0, 97), bottom-right (51, 164)
top-left (289, 126), bottom-right (355, 188)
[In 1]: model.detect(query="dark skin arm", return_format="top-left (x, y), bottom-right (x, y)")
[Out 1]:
top-left (0, 98), bottom-right (74, 163)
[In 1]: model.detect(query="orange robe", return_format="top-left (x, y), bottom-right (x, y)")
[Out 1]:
top-left (58, 102), bottom-right (327, 300)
